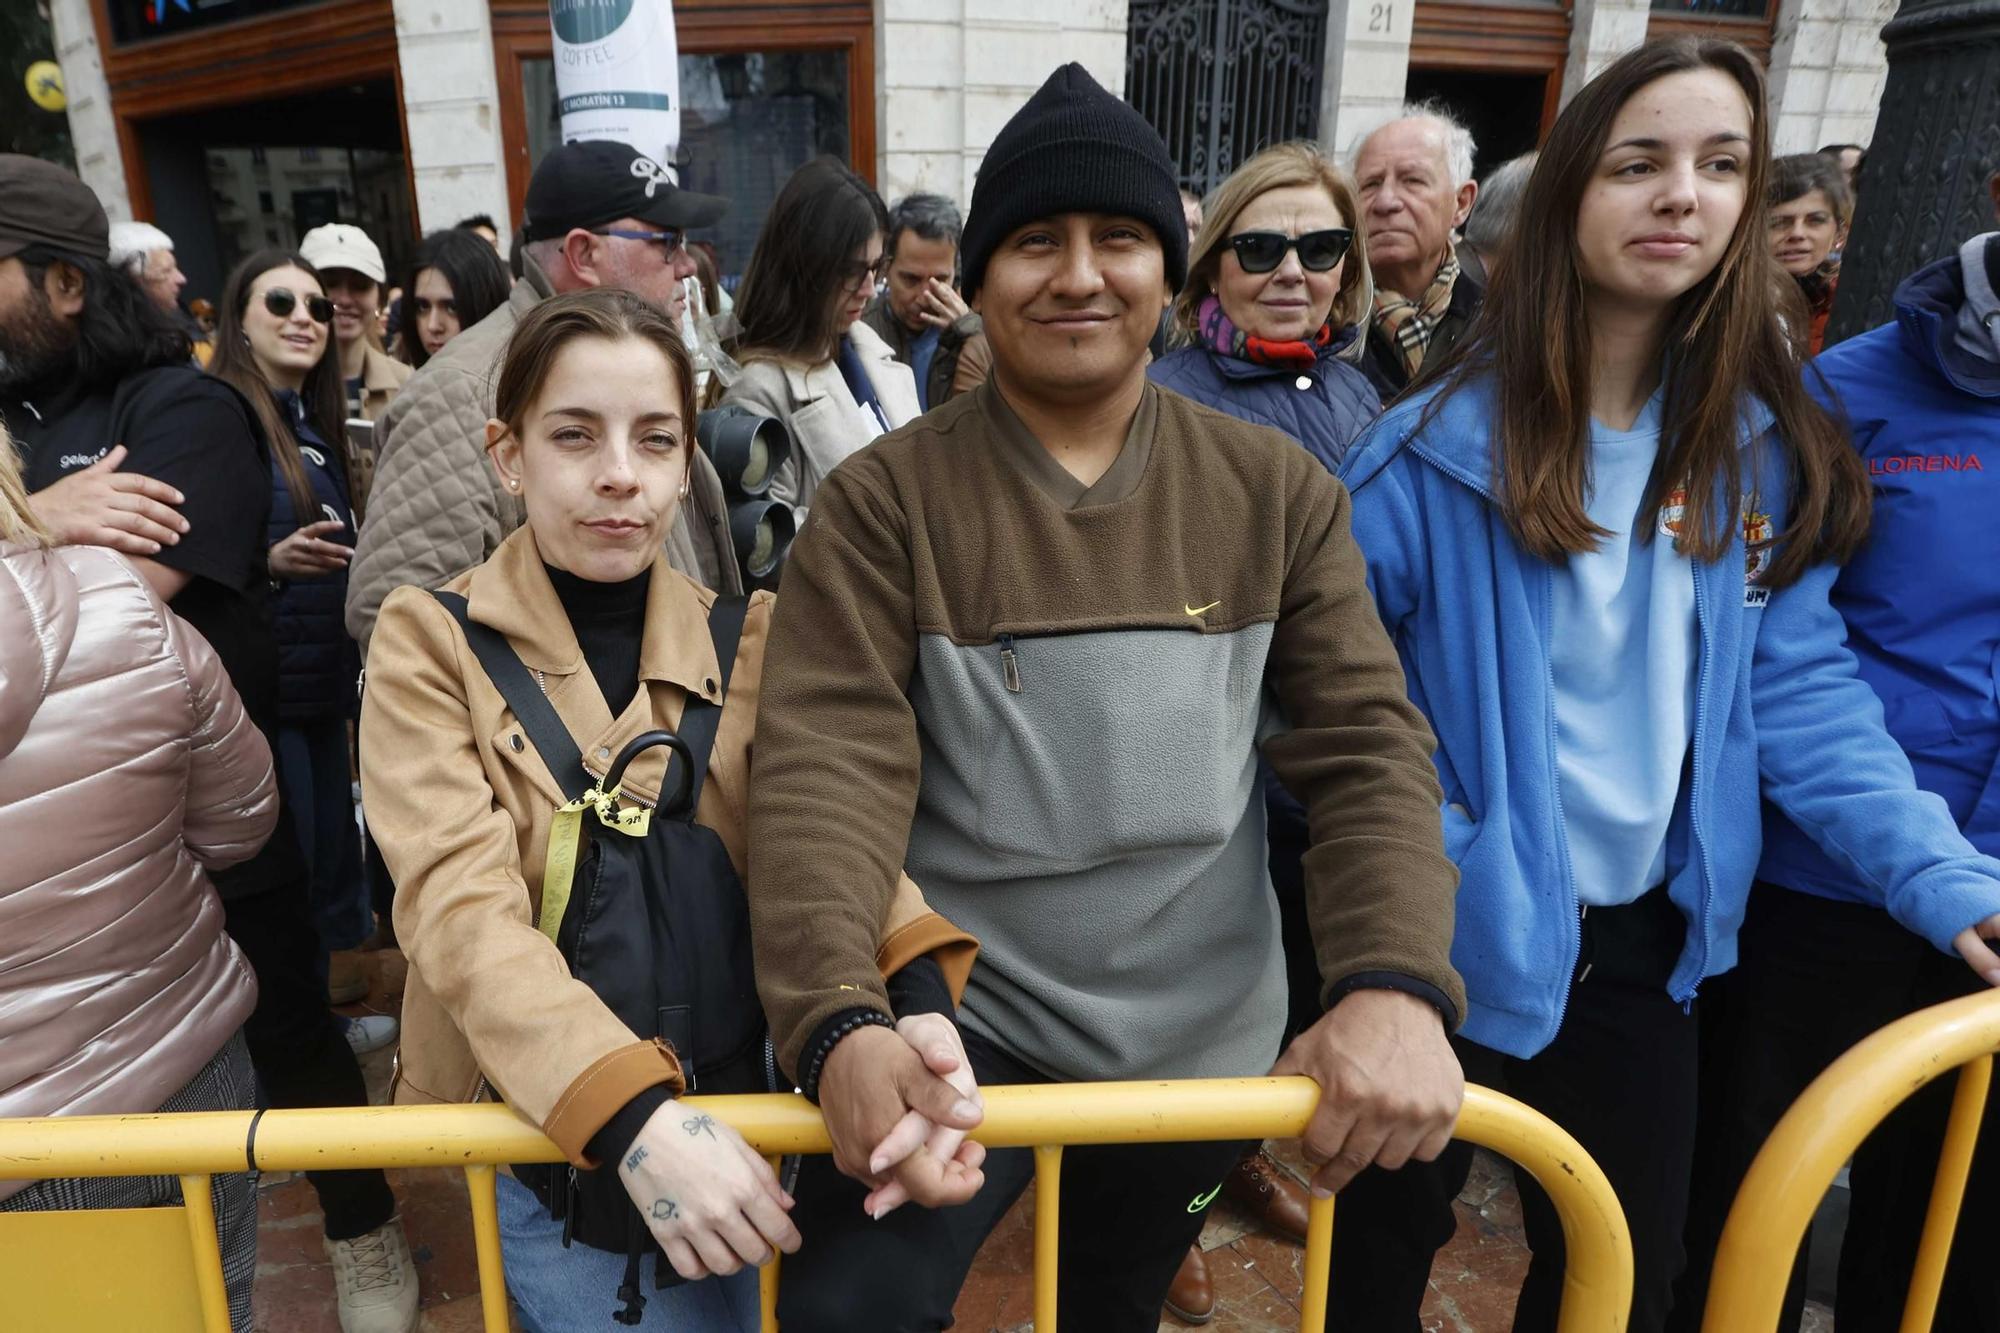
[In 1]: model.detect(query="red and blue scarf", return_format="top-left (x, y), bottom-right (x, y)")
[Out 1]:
top-left (1197, 295), bottom-right (1335, 371)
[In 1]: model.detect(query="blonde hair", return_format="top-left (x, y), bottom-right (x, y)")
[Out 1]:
top-left (1173, 142), bottom-right (1375, 348)
top-left (0, 420), bottom-right (52, 546)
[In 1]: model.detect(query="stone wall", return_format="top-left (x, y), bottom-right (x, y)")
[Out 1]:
top-left (1767, 0), bottom-right (1895, 153)
top-left (391, 0), bottom-right (514, 241)
top-left (49, 0), bottom-right (130, 220)
top-left (876, 0), bottom-right (1129, 206)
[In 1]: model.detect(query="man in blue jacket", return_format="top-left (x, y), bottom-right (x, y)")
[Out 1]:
top-left (1674, 221), bottom-right (2000, 1333)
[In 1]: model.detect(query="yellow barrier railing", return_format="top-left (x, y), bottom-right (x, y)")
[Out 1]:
top-left (1702, 989), bottom-right (2000, 1333)
top-left (0, 1078), bottom-right (1632, 1332)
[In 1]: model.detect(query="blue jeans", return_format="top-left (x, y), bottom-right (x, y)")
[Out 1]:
top-left (496, 1172), bottom-right (760, 1332)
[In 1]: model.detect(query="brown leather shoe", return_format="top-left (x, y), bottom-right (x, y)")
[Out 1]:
top-left (1163, 1244), bottom-right (1214, 1325)
top-left (1224, 1146), bottom-right (1311, 1244)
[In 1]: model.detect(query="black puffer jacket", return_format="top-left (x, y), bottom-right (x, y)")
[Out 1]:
top-left (266, 390), bottom-right (359, 722)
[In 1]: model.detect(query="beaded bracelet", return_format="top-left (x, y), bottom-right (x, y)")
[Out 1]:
top-left (800, 1009), bottom-right (897, 1104)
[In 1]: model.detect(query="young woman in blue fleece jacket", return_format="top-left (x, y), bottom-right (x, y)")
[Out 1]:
top-left (1328, 39), bottom-right (2000, 1333)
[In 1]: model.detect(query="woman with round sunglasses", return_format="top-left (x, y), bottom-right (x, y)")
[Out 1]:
top-left (721, 156), bottom-right (919, 529)
top-left (1144, 141), bottom-right (1380, 1324)
top-left (209, 253), bottom-right (385, 1029)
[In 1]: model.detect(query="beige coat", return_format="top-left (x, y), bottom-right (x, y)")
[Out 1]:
top-left (355, 343), bottom-right (413, 424)
top-left (0, 541), bottom-right (275, 1197)
top-left (345, 257), bottom-right (740, 656)
top-left (722, 319), bottom-right (920, 525)
top-left (360, 527), bottom-right (975, 1165)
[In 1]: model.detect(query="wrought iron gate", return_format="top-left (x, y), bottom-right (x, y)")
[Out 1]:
top-left (1126, 0), bottom-right (1332, 197)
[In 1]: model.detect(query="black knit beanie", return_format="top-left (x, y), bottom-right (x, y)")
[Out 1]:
top-left (960, 64), bottom-right (1186, 297)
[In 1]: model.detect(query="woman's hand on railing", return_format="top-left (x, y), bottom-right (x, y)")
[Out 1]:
top-left (818, 1022), bottom-right (987, 1211)
top-left (858, 1014), bottom-right (988, 1219)
top-left (616, 1097), bottom-right (801, 1280)
top-left (1272, 988), bottom-right (1465, 1197)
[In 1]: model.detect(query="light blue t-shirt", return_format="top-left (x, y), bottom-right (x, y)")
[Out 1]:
top-left (1551, 389), bottom-right (1698, 907)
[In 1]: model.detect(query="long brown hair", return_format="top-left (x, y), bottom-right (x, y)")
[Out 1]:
top-left (210, 251), bottom-right (349, 530)
top-left (1174, 142), bottom-right (1374, 342)
top-left (731, 156), bottom-right (889, 366)
top-left (1426, 37), bottom-right (1868, 588)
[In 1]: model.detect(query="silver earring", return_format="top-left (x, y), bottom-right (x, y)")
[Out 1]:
top-left (507, 479), bottom-right (519, 492)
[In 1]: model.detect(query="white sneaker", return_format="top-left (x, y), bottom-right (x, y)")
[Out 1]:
top-left (325, 1219), bottom-right (420, 1333)
top-left (343, 1014), bottom-right (399, 1056)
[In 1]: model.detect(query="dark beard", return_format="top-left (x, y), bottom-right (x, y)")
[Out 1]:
top-left (0, 279), bottom-right (78, 397)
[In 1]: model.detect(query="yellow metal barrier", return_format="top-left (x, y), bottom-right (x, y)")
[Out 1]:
top-left (0, 1078), bottom-right (1632, 1333)
top-left (1702, 989), bottom-right (2000, 1333)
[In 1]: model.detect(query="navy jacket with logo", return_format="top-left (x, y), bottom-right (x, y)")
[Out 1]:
top-left (1759, 249), bottom-right (2000, 901)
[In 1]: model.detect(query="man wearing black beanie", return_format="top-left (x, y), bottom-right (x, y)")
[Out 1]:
top-left (749, 64), bottom-right (1465, 1329)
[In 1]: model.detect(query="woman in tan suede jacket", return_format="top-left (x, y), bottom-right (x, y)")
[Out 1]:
top-left (359, 290), bottom-right (974, 1330)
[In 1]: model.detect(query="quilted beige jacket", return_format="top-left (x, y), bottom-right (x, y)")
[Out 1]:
top-left (345, 257), bottom-right (740, 655)
top-left (0, 541), bottom-right (274, 1198)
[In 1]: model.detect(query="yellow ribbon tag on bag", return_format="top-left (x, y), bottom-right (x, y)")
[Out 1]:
top-left (537, 784), bottom-right (652, 945)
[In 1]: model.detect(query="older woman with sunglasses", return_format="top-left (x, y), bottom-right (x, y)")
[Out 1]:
top-left (1150, 143), bottom-right (1379, 473)
top-left (721, 157), bottom-right (919, 529)
top-left (1145, 141), bottom-right (1380, 1324)
top-left (209, 252), bottom-right (387, 1042)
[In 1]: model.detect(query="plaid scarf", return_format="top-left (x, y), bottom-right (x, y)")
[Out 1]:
top-left (1197, 295), bottom-right (1334, 370)
top-left (1373, 249), bottom-right (1461, 377)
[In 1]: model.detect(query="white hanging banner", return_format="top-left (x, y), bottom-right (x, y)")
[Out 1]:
top-left (549, 0), bottom-right (681, 170)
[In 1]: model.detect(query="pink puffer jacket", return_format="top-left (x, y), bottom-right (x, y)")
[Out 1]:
top-left (0, 541), bottom-right (275, 1195)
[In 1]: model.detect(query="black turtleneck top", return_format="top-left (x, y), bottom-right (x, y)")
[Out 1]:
top-left (545, 563), bottom-right (650, 717)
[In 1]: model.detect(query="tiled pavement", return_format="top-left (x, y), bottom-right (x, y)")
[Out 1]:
top-left (260, 949), bottom-right (1832, 1332)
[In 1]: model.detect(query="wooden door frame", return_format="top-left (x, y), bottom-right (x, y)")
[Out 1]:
top-left (488, 0), bottom-right (876, 230)
top-left (1409, 0), bottom-right (1572, 135)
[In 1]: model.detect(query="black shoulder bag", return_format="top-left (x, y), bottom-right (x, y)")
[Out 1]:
top-left (433, 590), bottom-right (772, 1323)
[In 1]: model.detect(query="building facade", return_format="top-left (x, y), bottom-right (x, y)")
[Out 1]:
top-left (52, 0), bottom-right (1891, 301)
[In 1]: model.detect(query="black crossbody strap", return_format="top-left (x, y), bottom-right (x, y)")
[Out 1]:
top-left (432, 591), bottom-right (592, 804)
top-left (668, 595), bottom-right (750, 817)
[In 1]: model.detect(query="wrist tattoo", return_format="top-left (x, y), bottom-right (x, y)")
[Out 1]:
top-left (651, 1198), bottom-right (679, 1221)
top-left (624, 1146), bottom-right (648, 1172)
top-left (682, 1114), bottom-right (717, 1141)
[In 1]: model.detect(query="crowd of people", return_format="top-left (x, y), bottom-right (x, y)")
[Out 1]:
top-left (2, 32), bottom-right (1998, 1333)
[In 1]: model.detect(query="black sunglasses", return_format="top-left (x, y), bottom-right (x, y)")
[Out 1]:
top-left (1226, 228), bottom-right (1355, 274)
top-left (839, 253), bottom-right (888, 290)
top-left (263, 287), bottom-right (334, 324)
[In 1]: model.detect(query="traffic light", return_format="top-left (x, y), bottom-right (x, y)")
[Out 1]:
top-left (696, 405), bottom-right (796, 591)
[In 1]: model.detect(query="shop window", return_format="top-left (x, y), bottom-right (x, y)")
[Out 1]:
top-left (520, 49), bottom-right (849, 288)
top-left (105, 0), bottom-right (335, 45)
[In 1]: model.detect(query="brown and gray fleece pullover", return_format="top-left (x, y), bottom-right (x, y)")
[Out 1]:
top-left (749, 379), bottom-right (1464, 1082)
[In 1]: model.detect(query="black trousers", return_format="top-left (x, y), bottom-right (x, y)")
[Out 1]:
top-left (776, 1028), bottom-right (1252, 1332)
top-left (1326, 888), bottom-right (1699, 1333)
top-left (222, 885), bottom-right (397, 1241)
top-left (1670, 882), bottom-right (2000, 1333)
